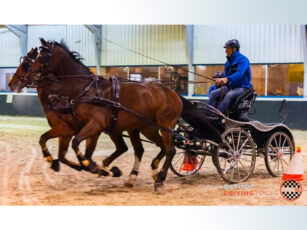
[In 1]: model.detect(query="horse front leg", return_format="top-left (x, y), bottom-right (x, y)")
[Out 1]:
top-left (39, 125), bottom-right (74, 170)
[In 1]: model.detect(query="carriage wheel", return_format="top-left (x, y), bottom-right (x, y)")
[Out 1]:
top-left (214, 128), bottom-right (256, 184)
top-left (170, 149), bottom-right (205, 177)
top-left (264, 132), bottom-right (294, 177)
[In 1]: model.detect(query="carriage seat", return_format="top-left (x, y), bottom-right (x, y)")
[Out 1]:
top-left (228, 87), bottom-right (257, 121)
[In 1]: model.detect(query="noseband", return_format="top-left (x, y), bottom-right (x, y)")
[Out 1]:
top-left (16, 55), bottom-right (37, 89)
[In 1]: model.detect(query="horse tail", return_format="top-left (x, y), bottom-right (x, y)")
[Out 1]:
top-left (178, 95), bottom-right (222, 144)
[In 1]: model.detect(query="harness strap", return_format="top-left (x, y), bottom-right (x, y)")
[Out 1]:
top-left (45, 75), bottom-right (187, 141)
top-left (76, 96), bottom-right (176, 135)
top-left (108, 77), bottom-right (121, 134)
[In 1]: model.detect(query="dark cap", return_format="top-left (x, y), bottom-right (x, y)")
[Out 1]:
top-left (224, 39), bottom-right (240, 49)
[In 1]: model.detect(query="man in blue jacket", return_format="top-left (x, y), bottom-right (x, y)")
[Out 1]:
top-left (208, 39), bottom-right (252, 113)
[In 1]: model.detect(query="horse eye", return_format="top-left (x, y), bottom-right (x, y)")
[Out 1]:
top-left (21, 62), bottom-right (30, 71)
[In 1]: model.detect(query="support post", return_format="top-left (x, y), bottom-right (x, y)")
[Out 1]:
top-left (85, 25), bottom-right (102, 75)
top-left (264, 64), bottom-right (268, 96)
top-left (6, 25), bottom-right (27, 56)
top-left (301, 25), bottom-right (307, 98)
top-left (185, 25), bottom-right (194, 97)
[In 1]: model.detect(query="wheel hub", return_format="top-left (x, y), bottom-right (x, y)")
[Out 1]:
top-left (233, 150), bottom-right (241, 160)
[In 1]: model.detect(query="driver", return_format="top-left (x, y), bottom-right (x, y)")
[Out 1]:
top-left (208, 39), bottom-right (252, 113)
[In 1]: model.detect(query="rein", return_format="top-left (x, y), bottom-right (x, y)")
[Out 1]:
top-left (31, 73), bottom-right (210, 86)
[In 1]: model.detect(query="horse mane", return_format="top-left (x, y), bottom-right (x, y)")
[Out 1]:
top-left (49, 40), bottom-right (92, 74)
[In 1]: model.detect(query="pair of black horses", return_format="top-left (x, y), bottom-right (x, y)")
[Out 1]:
top-left (8, 38), bottom-right (221, 191)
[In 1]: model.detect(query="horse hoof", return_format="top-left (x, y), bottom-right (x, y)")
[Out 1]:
top-left (111, 166), bottom-right (122, 177)
top-left (51, 159), bottom-right (60, 172)
top-left (154, 182), bottom-right (164, 193)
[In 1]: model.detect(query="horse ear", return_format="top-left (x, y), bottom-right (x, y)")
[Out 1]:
top-left (33, 47), bottom-right (38, 56)
top-left (39, 37), bottom-right (48, 46)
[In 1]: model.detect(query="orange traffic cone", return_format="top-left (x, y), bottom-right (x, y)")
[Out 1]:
top-left (181, 156), bottom-right (199, 171)
top-left (282, 146), bottom-right (304, 181)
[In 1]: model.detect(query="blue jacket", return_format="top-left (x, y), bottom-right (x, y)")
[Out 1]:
top-left (225, 51), bottom-right (252, 88)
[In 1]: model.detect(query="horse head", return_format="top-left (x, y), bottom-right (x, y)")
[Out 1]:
top-left (8, 47), bottom-right (38, 92)
top-left (24, 39), bottom-right (91, 86)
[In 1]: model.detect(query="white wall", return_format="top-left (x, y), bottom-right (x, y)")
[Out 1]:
top-left (101, 25), bottom-right (187, 66)
top-left (27, 25), bottom-right (95, 66)
top-left (194, 25), bottom-right (303, 64)
top-left (0, 24), bottom-right (305, 68)
top-left (0, 28), bottom-right (21, 67)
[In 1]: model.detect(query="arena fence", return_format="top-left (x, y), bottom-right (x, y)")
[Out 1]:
top-left (1, 93), bottom-right (307, 129)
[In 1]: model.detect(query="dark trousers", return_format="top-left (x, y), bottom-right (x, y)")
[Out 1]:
top-left (208, 86), bottom-right (246, 113)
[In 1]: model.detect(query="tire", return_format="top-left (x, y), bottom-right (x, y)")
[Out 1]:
top-left (213, 128), bottom-right (256, 184)
top-left (264, 132), bottom-right (294, 177)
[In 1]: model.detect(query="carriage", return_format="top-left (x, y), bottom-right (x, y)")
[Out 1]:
top-left (170, 88), bottom-right (295, 184)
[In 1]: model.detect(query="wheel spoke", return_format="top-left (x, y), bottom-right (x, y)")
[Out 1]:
top-left (236, 131), bottom-right (241, 151)
top-left (238, 160), bottom-right (247, 171)
top-left (220, 150), bottom-right (233, 157)
top-left (179, 157), bottom-right (185, 173)
top-left (273, 159), bottom-right (278, 171)
top-left (237, 162), bottom-right (241, 181)
top-left (223, 141), bottom-right (235, 154)
top-left (231, 131), bottom-right (236, 151)
top-left (279, 134), bottom-right (281, 147)
top-left (173, 153), bottom-right (184, 166)
top-left (281, 158), bottom-right (289, 166)
top-left (281, 138), bottom-right (286, 148)
top-left (186, 156), bottom-right (188, 175)
top-left (269, 144), bottom-right (278, 153)
top-left (238, 138), bottom-right (249, 152)
top-left (274, 136), bottom-right (278, 148)
top-left (223, 160), bottom-right (234, 174)
top-left (231, 165), bottom-right (235, 180)
top-left (280, 159), bottom-right (284, 172)
top-left (190, 157), bottom-right (197, 171)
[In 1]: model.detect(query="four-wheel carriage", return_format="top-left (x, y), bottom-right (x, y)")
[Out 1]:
top-left (170, 91), bottom-right (295, 184)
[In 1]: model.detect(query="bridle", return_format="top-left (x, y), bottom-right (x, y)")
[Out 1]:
top-left (15, 55), bottom-right (37, 89)
top-left (25, 44), bottom-right (55, 87)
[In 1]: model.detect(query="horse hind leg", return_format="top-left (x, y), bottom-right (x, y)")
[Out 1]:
top-left (58, 136), bottom-right (83, 171)
top-left (140, 128), bottom-right (165, 181)
top-left (39, 126), bottom-right (74, 171)
top-left (102, 133), bottom-right (128, 168)
top-left (153, 104), bottom-right (181, 192)
top-left (124, 129), bottom-right (144, 187)
top-left (154, 130), bottom-right (176, 192)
